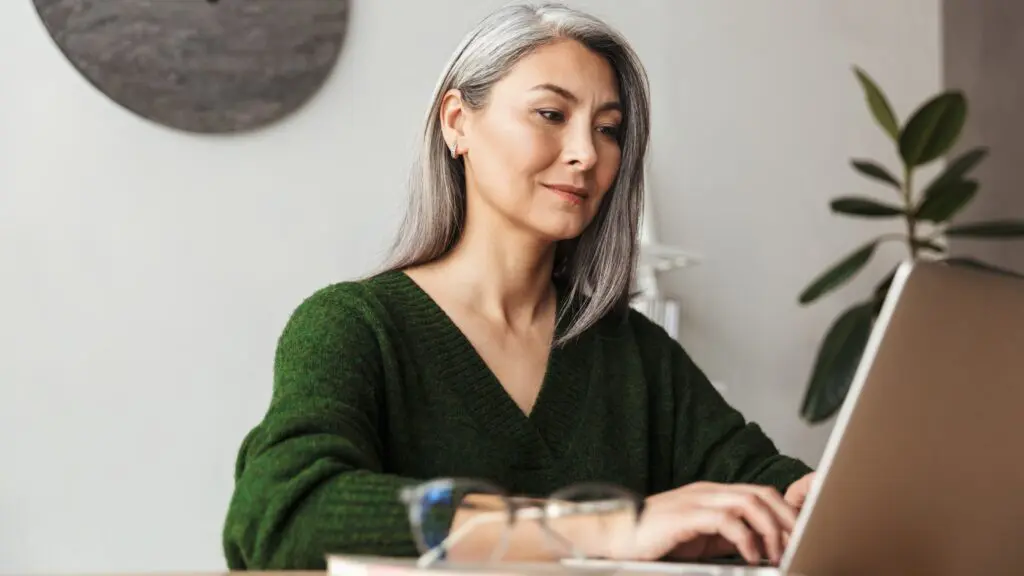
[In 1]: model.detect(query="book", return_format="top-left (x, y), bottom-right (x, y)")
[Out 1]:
top-left (326, 554), bottom-right (614, 576)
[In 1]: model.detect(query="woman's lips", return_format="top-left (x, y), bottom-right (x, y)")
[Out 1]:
top-left (543, 183), bottom-right (588, 205)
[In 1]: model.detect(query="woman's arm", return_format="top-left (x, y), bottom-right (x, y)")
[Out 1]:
top-left (221, 284), bottom-right (422, 570)
top-left (668, 342), bottom-right (813, 494)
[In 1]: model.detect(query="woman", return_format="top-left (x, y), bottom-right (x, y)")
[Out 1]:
top-left (222, 2), bottom-right (815, 570)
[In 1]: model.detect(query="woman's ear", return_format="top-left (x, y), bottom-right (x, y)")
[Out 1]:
top-left (439, 89), bottom-right (467, 157)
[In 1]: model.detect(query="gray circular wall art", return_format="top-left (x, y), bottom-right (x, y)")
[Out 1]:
top-left (32, 0), bottom-right (350, 134)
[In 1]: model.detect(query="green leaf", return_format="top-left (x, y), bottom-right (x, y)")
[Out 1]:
top-left (945, 220), bottom-right (1024, 238)
top-left (851, 159), bottom-right (902, 189)
top-left (831, 196), bottom-right (904, 218)
top-left (853, 67), bottom-right (900, 141)
top-left (874, 266), bottom-right (898, 300)
top-left (872, 265), bottom-right (900, 315)
top-left (899, 91), bottom-right (968, 167)
top-left (942, 256), bottom-right (1024, 278)
top-left (800, 301), bottom-right (876, 423)
top-left (798, 241), bottom-right (879, 305)
top-left (921, 147), bottom-right (988, 198)
top-left (915, 179), bottom-right (978, 223)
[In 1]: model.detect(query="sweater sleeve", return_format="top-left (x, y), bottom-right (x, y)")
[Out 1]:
top-left (669, 340), bottom-right (813, 495)
top-left (222, 284), bottom-right (420, 570)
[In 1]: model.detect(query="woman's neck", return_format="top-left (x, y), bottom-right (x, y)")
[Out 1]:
top-left (428, 211), bottom-right (557, 330)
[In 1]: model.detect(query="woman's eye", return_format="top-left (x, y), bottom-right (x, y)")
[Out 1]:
top-left (537, 109), bottom-right (564, 122)
top-left (598, 125), bottom-right (622, 140)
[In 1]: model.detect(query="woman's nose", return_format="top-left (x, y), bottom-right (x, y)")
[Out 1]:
top-left (562, 124), bottom-right (598, 171)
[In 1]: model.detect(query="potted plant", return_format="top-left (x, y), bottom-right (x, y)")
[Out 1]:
top-left (797, 66), bottom-right (1024, 424)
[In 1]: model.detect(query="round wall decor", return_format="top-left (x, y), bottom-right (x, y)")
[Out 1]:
top-left (32, 0), bottom-right (350, 134)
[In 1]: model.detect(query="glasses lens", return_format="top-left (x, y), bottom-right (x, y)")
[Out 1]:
top-left (542, 483), bottom-right (641, 559)
top-left (406, 479), bottom-right (510, 558)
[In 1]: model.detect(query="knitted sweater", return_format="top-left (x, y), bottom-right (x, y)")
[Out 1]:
top-left (221, 270), bottom-right (812, 570)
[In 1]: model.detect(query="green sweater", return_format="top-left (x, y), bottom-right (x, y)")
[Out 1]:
top-left (222, 270), bottom-right (811, 570)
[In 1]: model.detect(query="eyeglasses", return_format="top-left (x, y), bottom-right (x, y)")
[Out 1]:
top-left (398, 477), bottom-right (644, 569)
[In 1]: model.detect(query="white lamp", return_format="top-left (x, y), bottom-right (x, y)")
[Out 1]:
top-left (632, 182), bottom-right (701, 340)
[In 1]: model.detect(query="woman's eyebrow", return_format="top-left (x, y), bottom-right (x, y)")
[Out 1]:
top-left (529, 83), bottom-right (622, 113)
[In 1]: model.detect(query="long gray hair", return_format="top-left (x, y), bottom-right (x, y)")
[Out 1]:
top-left (381, 2), bottom-right (651, 346)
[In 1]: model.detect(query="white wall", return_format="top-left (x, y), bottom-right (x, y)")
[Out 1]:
top-left (0, 1), bottom-right (940, 573)
top-left (943, 0), bottom-right (1024, 273)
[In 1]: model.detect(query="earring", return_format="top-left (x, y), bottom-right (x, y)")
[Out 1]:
top-left (450, 139), bottom-right (458, 159)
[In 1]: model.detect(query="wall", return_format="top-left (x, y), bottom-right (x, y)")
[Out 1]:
top-left (0, 0), bottom-right (940, 573)
top-left (943, 0), bottom-right (1024, 271)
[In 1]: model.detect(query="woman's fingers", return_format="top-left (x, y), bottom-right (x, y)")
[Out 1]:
top-left (714, 492), bottom-right (784, 564)
top-left (684, 508), bottom-right (761, 565)
top-left (683, 482), bottom-right (798, 565)
top-left (733, 485), bottom-right (799, 532)
top-left (645, 482), bottom-right (803, 565)
top-left (692, 482), bottom-right (797, 532)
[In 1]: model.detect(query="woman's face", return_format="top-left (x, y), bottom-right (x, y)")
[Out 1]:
top-left (448, 39), bottom-right (623, 242)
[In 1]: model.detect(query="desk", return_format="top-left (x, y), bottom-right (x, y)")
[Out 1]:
top-left (48, 569), bottom-right (323, 573)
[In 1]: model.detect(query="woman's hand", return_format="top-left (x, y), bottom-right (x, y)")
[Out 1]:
top-left (604, 481), bottom-right (800, 566)
top-left (783, 472), bottom-right (816, 510)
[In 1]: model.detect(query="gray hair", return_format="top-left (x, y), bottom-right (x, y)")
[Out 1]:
top-left (381, 2), bottom-right (651, 345)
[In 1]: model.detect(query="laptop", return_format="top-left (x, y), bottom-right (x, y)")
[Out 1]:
top-left (565, 259), bottom-right (1024, 575)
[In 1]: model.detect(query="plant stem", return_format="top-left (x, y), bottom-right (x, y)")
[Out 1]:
top-left (877, 232), bottom-right (911, 244)
top-left (903, 166), bottom-right (918, 259)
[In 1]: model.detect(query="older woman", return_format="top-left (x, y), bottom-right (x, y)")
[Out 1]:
top-left (222, 2), bottom-right (814, 570)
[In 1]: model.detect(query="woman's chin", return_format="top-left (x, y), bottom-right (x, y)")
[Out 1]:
top-left (530, 218), bottom-right (591, 242)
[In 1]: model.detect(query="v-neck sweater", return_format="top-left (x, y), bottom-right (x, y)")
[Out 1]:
top-left (222, 271), bottom-right (812, 570)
